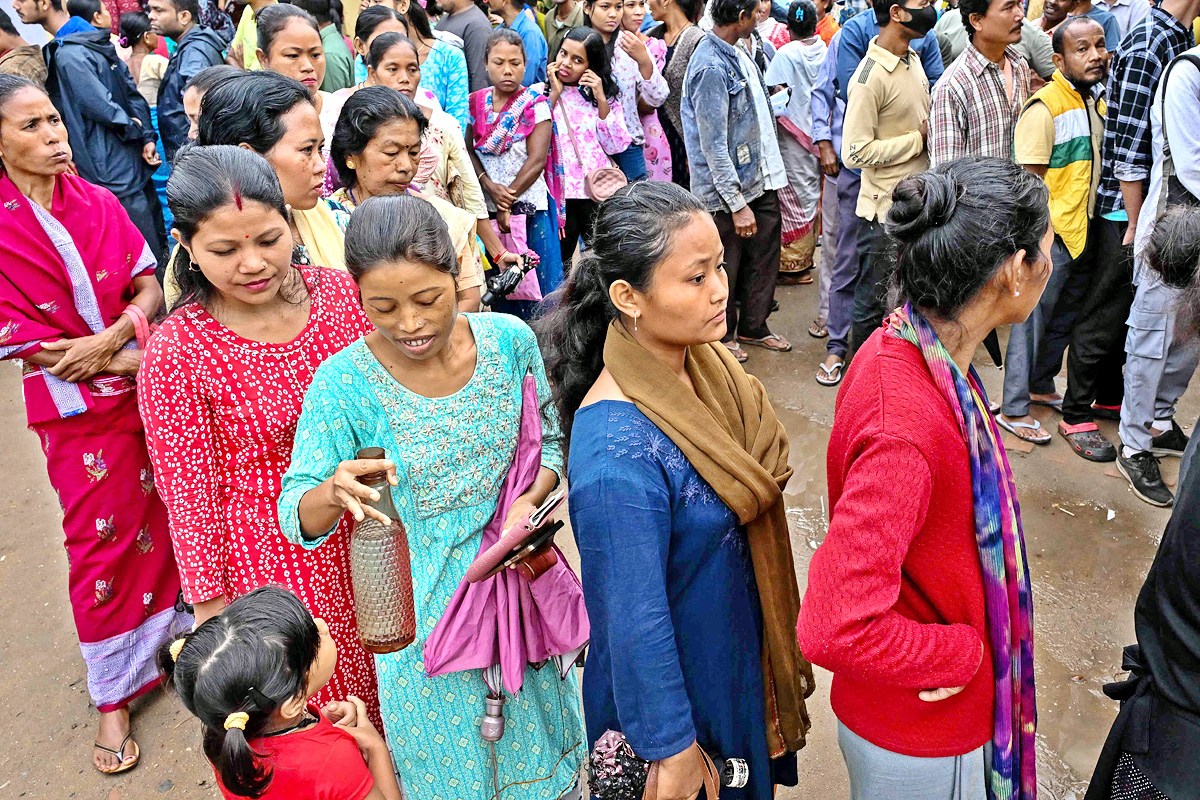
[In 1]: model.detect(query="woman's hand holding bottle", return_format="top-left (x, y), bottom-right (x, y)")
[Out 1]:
top-left (299, 458), bottom-right (400, 539)
top-left (327, 459), bottom-right (398, 524)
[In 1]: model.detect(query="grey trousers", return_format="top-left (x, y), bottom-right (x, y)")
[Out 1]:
top-left (1001, 237), bottom-right (1074, 417)
top-left (1118, 274), bottom-right (1200, 452)
top-left (818, 173), bottom-right (838, 321)
top-left (827, 168), bottom-right (862, 358)
top-left (838, 723), bottom-right (987, 800)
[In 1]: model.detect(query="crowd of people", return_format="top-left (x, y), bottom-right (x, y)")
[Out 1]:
top-left (2, 0), bottom-right (1200, 794)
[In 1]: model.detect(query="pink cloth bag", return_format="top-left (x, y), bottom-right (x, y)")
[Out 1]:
top-left (423, 374), bottom-right (589, 695)
top-left (489, 217), bottom-right (543, 302)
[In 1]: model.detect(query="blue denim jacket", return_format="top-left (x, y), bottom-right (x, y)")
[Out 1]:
top-left (680, 32), bottom-right (774, 214)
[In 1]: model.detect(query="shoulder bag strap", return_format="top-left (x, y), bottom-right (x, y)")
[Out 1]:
top-left (641, 744), bottom-right (721, 799)
top-left (1158, 53), bottom-right (1200, 211)
top-left (555, 91), bottom-right (587, 167)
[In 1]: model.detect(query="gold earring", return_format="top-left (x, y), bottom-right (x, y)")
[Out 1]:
top-left (347, 160), bottom-right (356, 170)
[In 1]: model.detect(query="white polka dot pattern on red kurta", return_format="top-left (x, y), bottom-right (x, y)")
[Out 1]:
top-left (138, 265), bottom-right (380, 718)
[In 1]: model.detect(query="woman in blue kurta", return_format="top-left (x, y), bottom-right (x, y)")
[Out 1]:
top-left (538, 181), bottom-right (813, 799)
top-left (569, 403), bottom-right (783, 797)
top-left (279, 194), bottom-right (584, 799)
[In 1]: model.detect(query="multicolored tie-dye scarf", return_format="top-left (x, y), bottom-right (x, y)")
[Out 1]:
top-left (886, 303), bottom-right (1038, 800)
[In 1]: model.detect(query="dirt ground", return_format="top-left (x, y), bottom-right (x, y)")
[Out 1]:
top-left (0, 257), bottom-right (1190, 800)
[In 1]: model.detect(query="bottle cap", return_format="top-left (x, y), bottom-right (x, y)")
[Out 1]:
top-left (357, 447), bottom-right (390, 485)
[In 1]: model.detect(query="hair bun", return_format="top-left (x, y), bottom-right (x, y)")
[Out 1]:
top-left (885, 171), bottom-right (960, 243)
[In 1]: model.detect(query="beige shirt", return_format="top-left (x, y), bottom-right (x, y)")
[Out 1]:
top-left (842, 37), bottom-right (931, 222)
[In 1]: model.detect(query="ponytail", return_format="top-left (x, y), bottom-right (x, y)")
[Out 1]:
top-left (535, 182), bottom-right (706, 440)
top-left (205, 709), bottom-right (271, 797)
top-left (156, 587), bottom-right (321, 799)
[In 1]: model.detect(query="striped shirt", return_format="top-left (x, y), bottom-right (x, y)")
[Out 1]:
top-left (928, 44), bottom-right (1031, 166)
top-left (1095, 5), bottom-right (1193, 216)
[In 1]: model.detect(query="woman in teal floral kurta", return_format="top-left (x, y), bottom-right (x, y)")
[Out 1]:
top-left (278, 195), bottom-right (584, 799)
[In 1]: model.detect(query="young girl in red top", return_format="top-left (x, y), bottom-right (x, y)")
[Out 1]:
top-left (158, 586), bottom-right (402, 800)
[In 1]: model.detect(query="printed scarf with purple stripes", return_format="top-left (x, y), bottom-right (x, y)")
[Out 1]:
top-left (887, 303), bottom-right (1037, 800)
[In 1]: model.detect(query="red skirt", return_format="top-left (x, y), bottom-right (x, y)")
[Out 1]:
top-left (33, 381), bottom-right (191, 712)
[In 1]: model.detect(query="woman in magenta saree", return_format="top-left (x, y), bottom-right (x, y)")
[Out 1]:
top-left (0, 76), bottom-right (191, 774)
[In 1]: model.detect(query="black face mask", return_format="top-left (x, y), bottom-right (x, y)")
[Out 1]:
top-left (897, 4), bottom-right (937, 35)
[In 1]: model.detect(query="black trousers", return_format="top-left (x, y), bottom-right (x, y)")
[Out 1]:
top-left (1034, 218), bottom-right (1134, 424)
top-left (713, 190), bottom-right (782, 342)
top-left (849, 219), bottom-right (889, 357)
top-left (118, 180), bottom-right (168, 284)
top-left (561, 198), bottom-right (599, 268)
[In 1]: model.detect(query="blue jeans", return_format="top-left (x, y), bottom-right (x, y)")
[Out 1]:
top-left (612, 145), bottom-right (648, 182)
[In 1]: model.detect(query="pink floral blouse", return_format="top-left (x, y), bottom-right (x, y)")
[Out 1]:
top-left (641, 37), bottom-right (673, 182)
top-left (611, 46), bottom-right (668, 146)
top-left (551, 86), bottom-right (632, 200)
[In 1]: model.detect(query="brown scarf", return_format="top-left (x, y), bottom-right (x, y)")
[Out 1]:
top-left (603, 321), bottom-right (814, 757)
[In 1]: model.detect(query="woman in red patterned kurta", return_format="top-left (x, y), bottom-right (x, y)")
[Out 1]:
top-left (138, 146), bottom-right (379, 717)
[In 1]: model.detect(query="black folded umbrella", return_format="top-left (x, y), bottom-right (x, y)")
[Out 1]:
top-left (984, 330), bottom-right (1003, 368)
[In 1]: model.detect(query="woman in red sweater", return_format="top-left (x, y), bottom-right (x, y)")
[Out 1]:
top-left (798, 157), bottom-right (1052, 800)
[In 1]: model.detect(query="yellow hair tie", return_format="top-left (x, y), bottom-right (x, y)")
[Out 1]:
top-left (168, 638), bottom-right (187, 663)
top-left (224, 712), bottom-right (250, 732)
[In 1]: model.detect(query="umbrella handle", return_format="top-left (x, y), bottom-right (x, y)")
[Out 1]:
top-left (481, 692), bottom-right (506, 743)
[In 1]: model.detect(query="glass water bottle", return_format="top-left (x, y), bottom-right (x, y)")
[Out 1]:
top-left (349, 447), bottom-right (416, 654)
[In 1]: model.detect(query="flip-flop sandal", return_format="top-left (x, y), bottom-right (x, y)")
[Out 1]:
top-left (816, 361), bottom-right (843, 386)
top-left (808, 319), bottom-right (828, 339)
top-left (1058, 421), bottom-right (1117, 462)
top-left (739, 334), bottom-right (792, 352)
top-left (778, 269), bottom-right (814, 286)
top-left (995, 415), bottom-right (1052, 445)
top-left (722, 341), bottom-right (749, 362)
top-left (95, 734), bottom-right (139, 775)
top-left (1031, 396), bottom-right (1064, 412)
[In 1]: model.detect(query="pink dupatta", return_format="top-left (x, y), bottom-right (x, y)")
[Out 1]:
top-left (470, 87), bottom-right (566, 235)
top-left (0, 172), bottom-right (155, 425)
top-left (423, 373), bottom-right (589, 695)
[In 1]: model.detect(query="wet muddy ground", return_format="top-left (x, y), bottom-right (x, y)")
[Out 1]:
top-left (0, 263), bottom-right (1190, 799)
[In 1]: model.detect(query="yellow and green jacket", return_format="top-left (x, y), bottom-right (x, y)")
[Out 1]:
top-left (1021, 69), bottom-right (1105, 259)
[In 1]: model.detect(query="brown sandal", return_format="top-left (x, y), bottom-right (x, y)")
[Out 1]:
top-left (739, 333), bottom-right (792, 352)
top-left (778, 269), bottom-right (813, 286)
